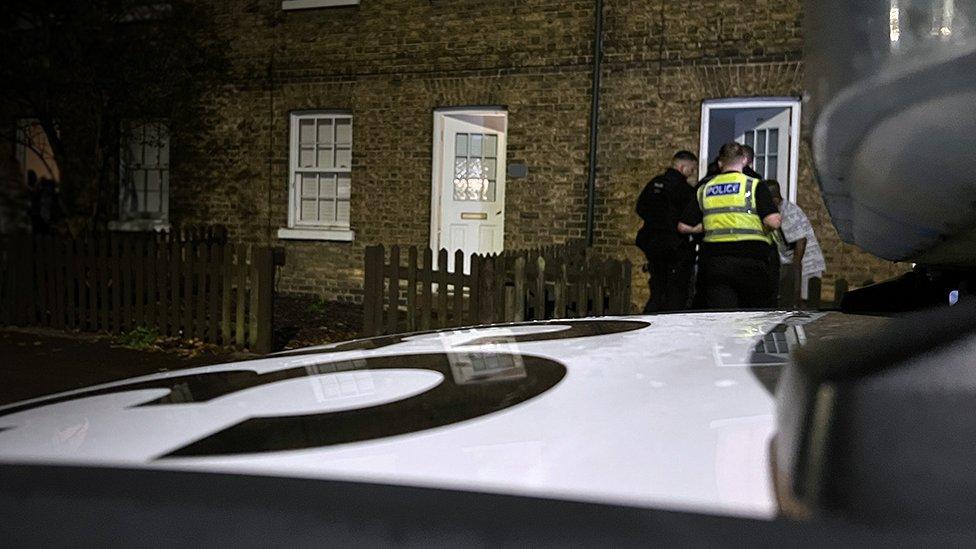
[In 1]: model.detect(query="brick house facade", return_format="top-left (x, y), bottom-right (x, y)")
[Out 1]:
top-left (7, 0), bottom-right (908, 308)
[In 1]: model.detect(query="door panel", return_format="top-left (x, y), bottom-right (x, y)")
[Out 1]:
top-left (434, 112), bottom-right (507, 272)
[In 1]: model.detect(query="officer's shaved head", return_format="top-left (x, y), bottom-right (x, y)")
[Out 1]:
top-left (718, 142), bottom-right (748, 172)
top-left (671, 150), bottom-right (698, 181)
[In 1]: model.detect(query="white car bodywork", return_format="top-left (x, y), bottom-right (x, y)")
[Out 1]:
top-left (0, 312), bottom-right (818, 519)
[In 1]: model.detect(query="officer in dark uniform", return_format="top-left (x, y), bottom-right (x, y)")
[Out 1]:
top-left (635, 150), bottom-right (698, 313)
top-left (678, 143), bottom-right (782, 309)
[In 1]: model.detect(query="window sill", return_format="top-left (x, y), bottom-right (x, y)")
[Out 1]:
top-left (281, 0), bottom-right (359, 10)
top-left (108, 219), bottom-right (170, 232)
top-left (277, 227), bottom-right (355, 242)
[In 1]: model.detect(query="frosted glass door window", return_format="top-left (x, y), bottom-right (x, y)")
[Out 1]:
top-left (453, 133), bottom-right (498, 202)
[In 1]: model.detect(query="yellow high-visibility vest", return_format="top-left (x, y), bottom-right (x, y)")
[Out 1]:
top-left (697, 172), bottom-right (773, 245)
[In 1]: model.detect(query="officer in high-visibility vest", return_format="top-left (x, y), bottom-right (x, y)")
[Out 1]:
top-left (677, 142), bottom-right (782, 309)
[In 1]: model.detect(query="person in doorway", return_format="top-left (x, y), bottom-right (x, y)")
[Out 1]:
top-left (741, 145), bottom-right (763, 180)
top-left (678, 142), bottom-right (781, 309)
top-left (635, 150), bottom-right (699, 313)
top-left (765, 179), bottom-right (826, 305)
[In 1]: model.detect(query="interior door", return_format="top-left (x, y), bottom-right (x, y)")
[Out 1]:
top-left (735, 109), bottom-right (791, 194)
top-left (435, 112), bottom-right (507, 272)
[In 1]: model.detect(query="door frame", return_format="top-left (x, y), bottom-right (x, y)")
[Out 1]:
top-left (699, 97), bottom-right (801, 203)
top-left (429, 106), bottom-right (508, 256)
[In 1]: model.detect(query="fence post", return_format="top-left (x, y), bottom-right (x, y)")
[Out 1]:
top-left (553, 256), bottom-right (567, 319)
top-left (493, 254), bottom-right (506, 324)
top-left (779, 263), bottom-right (797, 309)
top-left (24, 237), bottom-right (37, 326)
top-left (251, 247), bottom-right (274, 354)
top-left (171, 239), bottom-right (184, 338)
top-left (96, 233), bottom-right (112, 332)
top-left (808, 277), bottom-right (822, 310)
top-left (183, 241), bottom-right (196, 338)
top-left (235, 245), bottom-right (247, 347)
top-left (622, 259), bottom-right (633, 315)
top-left (221, 243), bottom-right (234, 344)
top-left (592, 260), bottom-right (606, 316)
top-left (145, 238), bottom-right (157, 331)
top-left (0, 238), bottom-right (8, 325)
top-left (387, 245), bottom-right (400, 335)
top-left (208, 243), bottom-right (222, 343)
top-left (362, 246), bottom-right (378, 337)
top-left (468, 253), bottom-right (481, 326)
top-left (86, 237), bottom-right (97, 330)
top-left (132, 237), bottom-right (144, 329)
top-left (65, 238), bottom-right (78, 330)
top-left (194, 241), bottom-right (207, 340)
top-left (407, 246), bottom-right (418, 332)
top-left (513, 256), bottom-right (526, 322)
top-left (479, 255), bottom-right (495, 325)
top-left (534, 255), bottom-right (546, 320)
top-left (453, 249), bottom-right (464, 327)
top-left (833, 279), bottom-right (849, 309)
top-left (421, 248), bottom-right (433, 331)
top-left (437, 249), bottom-right (448, 328)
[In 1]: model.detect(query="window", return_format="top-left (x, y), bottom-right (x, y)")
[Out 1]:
top-left (280, 112), bottom-right (354, 242)
top-left (118, 122), bottom-right (169, 227)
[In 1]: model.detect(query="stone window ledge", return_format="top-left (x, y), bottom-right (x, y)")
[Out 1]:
top-left (281, 0), bottom-right (359, 10)
top-left (277, 227), bottom-right (355, 242)
top-left (108, 219), bottom-right (171, 232)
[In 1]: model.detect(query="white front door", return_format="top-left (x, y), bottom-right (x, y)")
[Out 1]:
top-left (431, 110), bottom-right (507, 272)
top-left (735, 109), bottom-right (791, 191)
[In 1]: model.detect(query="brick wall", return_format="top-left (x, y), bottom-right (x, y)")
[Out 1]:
top-left (172, 0), bottom-right (907, 306)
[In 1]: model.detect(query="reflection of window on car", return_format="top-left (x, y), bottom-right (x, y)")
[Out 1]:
top-left (448, 338), bottom-right (527, 385)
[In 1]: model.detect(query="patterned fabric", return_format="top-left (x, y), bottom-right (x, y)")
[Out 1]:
top-left (777, 200), bottom-right (826, 277)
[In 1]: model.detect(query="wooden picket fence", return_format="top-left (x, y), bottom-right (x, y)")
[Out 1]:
top-left (777, 264), bottom-right (853, 310)
top-left (363, 243), bottom-right (632, 337)
top-left (0, 231), bottom-right (276, 353)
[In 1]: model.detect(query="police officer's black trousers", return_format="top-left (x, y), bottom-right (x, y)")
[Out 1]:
top-left (643, 249), bottom-right (694, 313)
top-left (699, 255), bottom-right (775, 310)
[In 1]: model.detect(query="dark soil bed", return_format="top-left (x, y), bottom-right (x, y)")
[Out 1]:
top-left (274, 295), bottom-right (363, 351)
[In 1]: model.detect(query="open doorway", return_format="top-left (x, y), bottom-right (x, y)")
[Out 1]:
top-left (699, 98), bottom-right (801, 202)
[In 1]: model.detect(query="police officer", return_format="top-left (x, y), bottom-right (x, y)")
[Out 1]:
top-left (677, 143), bottom-right (782, 309)
top-left (635, 150), bottom-right (698, 313)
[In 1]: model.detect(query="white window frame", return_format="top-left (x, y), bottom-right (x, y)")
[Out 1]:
top-left (699, 97), bottom-right (801, 204)
top-left (279, 110), bottom-right (355, 242)
top-left (111, 120), bottom-right (171, 232)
